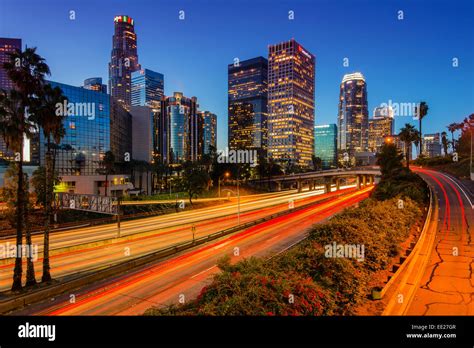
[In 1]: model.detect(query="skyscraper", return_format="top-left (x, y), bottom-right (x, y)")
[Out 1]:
top-left (0, 38), bottom-right (21, 162)
top-left (158, 92), bottom-right (200, 164)
top-left (131, 68), bottom-right (164, 109)
top-left (268, 39), bottom-right (315, 166)
top-left (423, 133), bottom-right (442, 158)
top-left (368, 106), bottom-right (394, 153)
top-left (228, 57), bottom-right (268, 155)
top-left (109, 15), bottom-right (140, 110)
top-left (44, 81), bottom-right (132, 176)
top-left (200, 111), bottom-right (217, 155)
top-left (337, 72), bottom-right (368, 161)
top-left (314, 124), bottom-right (337, 169)
top-left (84, 77), bottom-right (107, 94)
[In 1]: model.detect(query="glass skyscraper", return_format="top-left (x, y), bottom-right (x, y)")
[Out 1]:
top-left (228, 57), bottom-right (267, 155)
top-left (44, 81), bottom-right (132, 176)
top-left (314, 124), bottom-right (337, 169)
top-left (158, 92), bottom-right (200, 164)
top-left (131, 68), bottom-right (164, 109)
top-left (200, 111), bottom-right (217, 155)
top-left (268, 39), bottom-right (315, 166)
top-left (337, 72), bottom-right (369, 161)
top-left (109, 15), bottom-right (140, 110)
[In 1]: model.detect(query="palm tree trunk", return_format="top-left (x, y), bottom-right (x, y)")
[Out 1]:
top-left (24, 172), bottom-right (36, 286)
top-left (42, 144), bottom-right (52, 283)
top-left (419, 119), bottom-right (423, 157)
top-left (12, 152), bottom-right (24, 291)
top-left (406, 144), bottom-right (410, 169)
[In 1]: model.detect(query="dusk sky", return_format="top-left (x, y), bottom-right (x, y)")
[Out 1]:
top-left (1, 0), bottom-right (473, 149)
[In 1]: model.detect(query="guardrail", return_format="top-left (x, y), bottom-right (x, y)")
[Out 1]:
top-left (375, 184), bottom-right (434, 300)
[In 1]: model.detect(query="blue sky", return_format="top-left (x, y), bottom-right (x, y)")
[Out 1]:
top-left (1, 0), bottom-right (473, 149)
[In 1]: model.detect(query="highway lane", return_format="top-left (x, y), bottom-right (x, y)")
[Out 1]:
top-left (0, 186), bottom-right (358, 290)
top-left (405, 168), bottom-right (473, 315)
top-left (0, 187), bottom-right (343, 257)
top-left (17, 186), bottom-right (374, 315)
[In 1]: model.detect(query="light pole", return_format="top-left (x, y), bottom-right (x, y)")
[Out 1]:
top-left (218, 172), bottom-right (230, 198)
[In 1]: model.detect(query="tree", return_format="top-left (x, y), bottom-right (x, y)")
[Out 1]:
top-left (399, 124), bottom-right (420, 169)
top-left (441, 131), bottom-right (449, 157)
top-left (447, 122), bottom-right (460, 152)
top-left (31, 84), bottom-right (67, 282)
top-left (182, 162), bottom-right (210, 205)
top-left (0, 47), bottom-right (50, 290)
top-left (416, 102), bottom-right (428, 156)
top-left (312, 155), bottom-right (322, 171)
top-left (97, 151), bottom-right (115, 196)
top-left (376, 143), bottom-right (405, 179)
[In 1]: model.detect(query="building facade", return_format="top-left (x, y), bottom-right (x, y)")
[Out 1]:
top-left (200, 111), bottom-right (217, 155)
top-left (157, 92), bottom-right (200, 164)
top-left (131, 68), bottom-right (164, 109)
top-left (83, 77), bottom-right (107, 94)
top-left (423, 133), bottom-right (442, 158)
top-left (337, 72), bottom-right (369, 162)
top-left (108, 15), bottom-right (140, 110)
top-left (44, 81), bottom-right (132, 176)
top-left (0, 38), bottom-right (22, 162)
top-left (228, 57), bottom-right (268, 155)
top-left (267, 39), bottom-right (315, 167)
top-left (368, 106), bottom-right (394, 153)
top-left (314, 124), bottom-right (337, 169)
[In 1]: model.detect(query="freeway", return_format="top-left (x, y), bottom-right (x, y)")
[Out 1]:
top-left (384, 168), bottom-right (473, 315)
top-left (0, 185), bottom-right (357, 290)
top-left (16, 186), bottom-right (373, 315)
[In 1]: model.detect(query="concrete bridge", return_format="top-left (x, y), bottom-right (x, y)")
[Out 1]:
top-left (248, 167), bottom-right (382, 193)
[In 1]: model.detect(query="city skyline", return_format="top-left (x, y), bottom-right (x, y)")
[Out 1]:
top-left (1, 0), bottom-right (472, 151)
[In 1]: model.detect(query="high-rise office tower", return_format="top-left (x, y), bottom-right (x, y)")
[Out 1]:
top-left (368, 106), bottom-right (394, 153)
top-left (337, 72), bottom-right (368, 160)
top-left (131, 68), bottom-right (164, 110)
top-left (314, 124), bottom-right (337, 169)
top-left (109, 15), bottom-right (140, 110)
top-left (84, 77), bottom-right (107, 94)
top-left (158, 92), bottom-right (200, 164)
top-left (228, 57), bottom-right (268, 155)
top-left (423, 133), bottom-right (442, 158)
top-left (268, 39), bottom-right (315, 166)
top-left (0, 38), bottom-right (22, 162)
top-left (200, 111), bottom-right (217, 155)
top-left (44, 81), bottom-right (132, 176)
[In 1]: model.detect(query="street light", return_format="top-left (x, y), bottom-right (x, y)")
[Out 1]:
top-left (218, 171), bottom-right (230, 198)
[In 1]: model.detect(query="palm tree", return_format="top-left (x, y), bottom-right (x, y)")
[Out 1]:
top-left (398, 124), bottom-right (420, 169)
top-left (31, 84), bottom-right (67, 282)
top-left (416, 102), bottom-right (429, 156)
top-left (447, 123), bottom-right (459, 152)
top-left (97, 151), bottom-right (116, 196)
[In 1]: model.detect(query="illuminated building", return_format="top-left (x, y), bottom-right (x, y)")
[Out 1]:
top-left (200, 111), bottom-right (217, 155)
top-left (108, 15), bottom-right (140, 110)
top-left (337, 72), bottom-right (368, 161)
top-left (228, 57), bottom-right (267, 155)
top-left (368, 106), bottom-right (394, 153)
top-left (157, 92), bottom-right (200, 164)
top-left (83, 77), bottom-right (107, 94)
top-left (131, 68), bottom-right (164, 110)
top-left (0, 38), bottom-right (21, 162)
top-left (423, 133), bottom-right (442, 158)
top-left (314, 124), bottom-right (337, 169)
top-left (268, 39), bottom-right (315, 166)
